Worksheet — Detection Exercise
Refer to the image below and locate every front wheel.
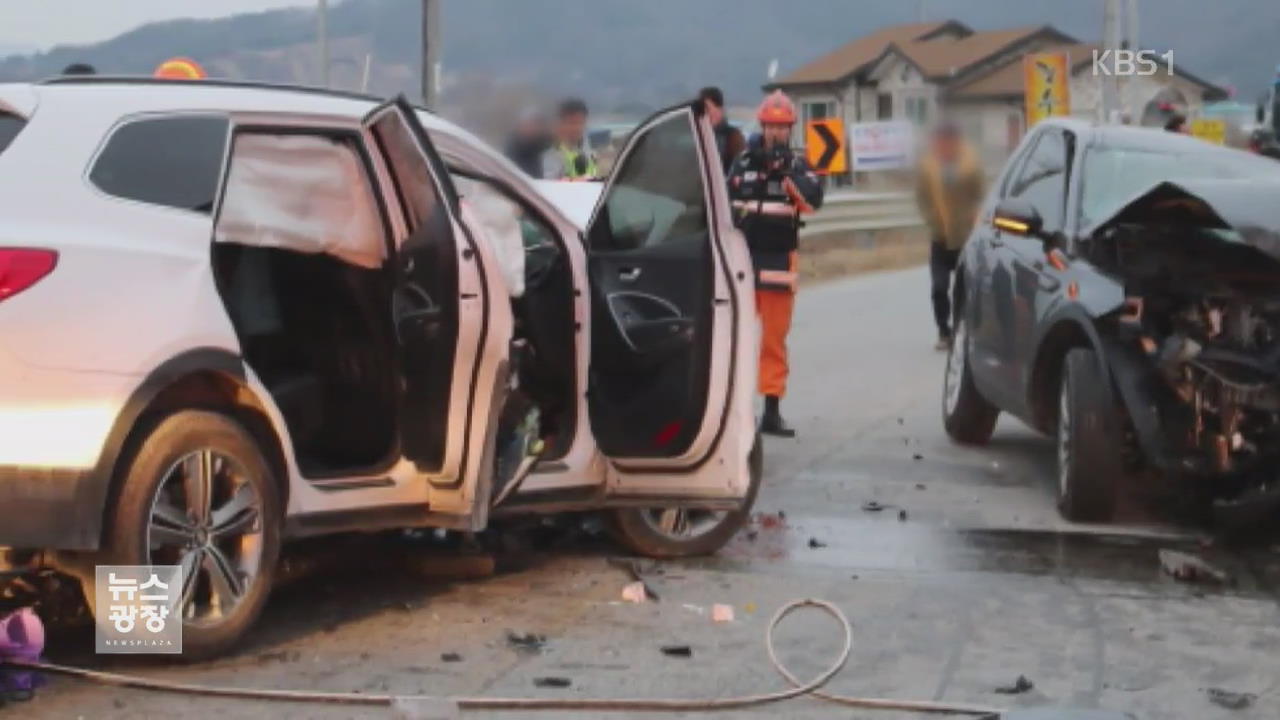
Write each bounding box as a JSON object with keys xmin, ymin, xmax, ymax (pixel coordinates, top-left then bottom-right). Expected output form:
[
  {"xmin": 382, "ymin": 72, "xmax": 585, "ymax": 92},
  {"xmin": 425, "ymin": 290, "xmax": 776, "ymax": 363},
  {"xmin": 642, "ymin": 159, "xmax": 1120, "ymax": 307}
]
[
  {"xmin": 1056, "ymin": 348, "xmax": 1121, "ymax": 522},
  {"xmin": 609, "ymin": 436, "xmax": 762, "ymax": 558},
  {"xmin": 103, "ymin": 410, "xmax": 282, "ymax": 660},
  {"xmin": 942, "ymin": 315, "xmax": 999, "ymax": 444}
]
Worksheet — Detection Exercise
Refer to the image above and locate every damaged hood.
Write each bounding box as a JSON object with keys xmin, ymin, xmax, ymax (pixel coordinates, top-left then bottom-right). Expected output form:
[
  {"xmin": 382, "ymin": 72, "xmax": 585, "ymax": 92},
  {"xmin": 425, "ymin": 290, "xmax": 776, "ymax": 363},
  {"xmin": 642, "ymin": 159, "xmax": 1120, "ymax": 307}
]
[{"xmin": 1086, "ymin": 179, "xmax": 1280, "ymax": 261}]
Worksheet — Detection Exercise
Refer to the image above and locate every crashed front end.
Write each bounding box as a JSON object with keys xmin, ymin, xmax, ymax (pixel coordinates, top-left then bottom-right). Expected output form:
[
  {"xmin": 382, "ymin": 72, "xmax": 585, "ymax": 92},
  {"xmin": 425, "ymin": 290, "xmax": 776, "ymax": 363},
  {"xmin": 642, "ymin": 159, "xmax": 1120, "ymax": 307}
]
[{"xmin": 1083, "ymin": 180, "xmax": 1280, "ymax": 517}]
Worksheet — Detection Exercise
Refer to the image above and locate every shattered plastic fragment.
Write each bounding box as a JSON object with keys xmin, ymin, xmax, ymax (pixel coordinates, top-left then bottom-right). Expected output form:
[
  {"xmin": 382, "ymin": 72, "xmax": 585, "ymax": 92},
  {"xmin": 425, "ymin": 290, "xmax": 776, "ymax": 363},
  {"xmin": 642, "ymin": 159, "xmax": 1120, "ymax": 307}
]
[
  {"xmin": 712, "ymin": 604, "xmax": 734, "ymax": 623},
  {"xmin": 621, "ymin": 581, "xmax": 648, "ymax": 603}
]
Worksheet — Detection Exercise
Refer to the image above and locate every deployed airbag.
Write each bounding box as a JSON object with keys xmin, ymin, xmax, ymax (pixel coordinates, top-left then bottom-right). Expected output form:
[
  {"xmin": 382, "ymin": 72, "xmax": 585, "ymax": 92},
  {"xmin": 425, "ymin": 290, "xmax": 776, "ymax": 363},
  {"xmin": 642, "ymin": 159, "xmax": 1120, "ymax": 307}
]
[{"xmin": 215, "ymin": 133, "xmax": 386, "ymax": 270}]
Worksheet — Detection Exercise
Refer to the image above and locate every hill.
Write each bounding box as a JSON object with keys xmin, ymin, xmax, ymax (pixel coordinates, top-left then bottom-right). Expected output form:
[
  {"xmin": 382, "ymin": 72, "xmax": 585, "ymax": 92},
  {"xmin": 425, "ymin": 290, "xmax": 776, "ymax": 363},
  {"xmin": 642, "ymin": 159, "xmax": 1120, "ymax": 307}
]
[{"xmin": 0, "ymin": 0, "xmax": 1275, "ymax": 116}]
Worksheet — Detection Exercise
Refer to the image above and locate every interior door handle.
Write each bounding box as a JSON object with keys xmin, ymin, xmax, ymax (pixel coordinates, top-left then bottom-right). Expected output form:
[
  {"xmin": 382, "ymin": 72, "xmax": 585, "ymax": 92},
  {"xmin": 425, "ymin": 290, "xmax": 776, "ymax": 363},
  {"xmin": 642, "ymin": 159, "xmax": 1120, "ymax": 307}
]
[{"xmin": 618, "ymin": 267, "xmax": 642, "ymax": 282}]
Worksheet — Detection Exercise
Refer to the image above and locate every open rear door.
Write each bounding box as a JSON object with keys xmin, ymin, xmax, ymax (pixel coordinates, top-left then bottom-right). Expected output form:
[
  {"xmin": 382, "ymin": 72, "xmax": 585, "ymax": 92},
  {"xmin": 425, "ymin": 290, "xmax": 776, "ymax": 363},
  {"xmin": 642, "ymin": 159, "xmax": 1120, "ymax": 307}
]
[
  {"xmin": 585, "ymin": 102, "xmax": 756, "ymax": 505},
  {"xmin": 364, "ymin": 97, "xmax": 500, "ymax": 527}
]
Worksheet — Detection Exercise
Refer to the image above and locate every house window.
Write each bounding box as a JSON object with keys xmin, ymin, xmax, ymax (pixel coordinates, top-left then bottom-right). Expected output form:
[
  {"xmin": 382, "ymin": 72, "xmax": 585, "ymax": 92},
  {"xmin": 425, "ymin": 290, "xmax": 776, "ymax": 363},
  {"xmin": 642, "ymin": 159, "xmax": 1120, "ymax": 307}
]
[
  {"xmin": 876, "ymin": 93, "xmax": 893, "ymax": 120},
  {"xmin": 904, "ymin": 97, "xmax": 929, "ymax": 125},
  {"xmin": 802, "ymin": 100, "xmax": 835, "ymax": 125}
]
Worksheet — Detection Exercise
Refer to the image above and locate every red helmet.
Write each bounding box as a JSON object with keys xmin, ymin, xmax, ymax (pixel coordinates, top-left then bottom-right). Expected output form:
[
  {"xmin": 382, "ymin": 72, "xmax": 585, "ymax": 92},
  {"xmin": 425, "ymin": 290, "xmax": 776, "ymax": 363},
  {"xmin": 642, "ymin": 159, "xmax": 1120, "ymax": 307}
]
[{"xmin": 757, "ymin": 90, "xmax": 797, "ymax": 125}]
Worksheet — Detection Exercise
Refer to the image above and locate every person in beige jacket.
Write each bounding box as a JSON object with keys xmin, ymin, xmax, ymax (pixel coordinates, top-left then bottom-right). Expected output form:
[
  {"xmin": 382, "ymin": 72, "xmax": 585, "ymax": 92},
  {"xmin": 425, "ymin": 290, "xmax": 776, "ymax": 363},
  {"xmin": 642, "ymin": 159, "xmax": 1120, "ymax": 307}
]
[{"xmin": 916, "ymin": 122, "xmax": 985, "ymax": 350}]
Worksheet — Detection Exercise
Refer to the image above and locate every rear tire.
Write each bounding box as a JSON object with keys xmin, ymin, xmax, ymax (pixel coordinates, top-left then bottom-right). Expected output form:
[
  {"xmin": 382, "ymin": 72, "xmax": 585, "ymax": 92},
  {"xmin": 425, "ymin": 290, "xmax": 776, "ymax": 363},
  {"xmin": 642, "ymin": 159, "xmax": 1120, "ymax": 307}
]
[
  {"xmin": 609, "ymin": 435, "xmax": 762, "ymax": 558},
  {"xmin": 1056, "ymin": 348, "xmax": 1121, "ymax": 522},
  {"xmin": 104, "ymin": 410, "xmax": 281, "ymax": 660},
  {"xmin": 942, "ymin": 315, "xmax": 999, "ymax": 444}
]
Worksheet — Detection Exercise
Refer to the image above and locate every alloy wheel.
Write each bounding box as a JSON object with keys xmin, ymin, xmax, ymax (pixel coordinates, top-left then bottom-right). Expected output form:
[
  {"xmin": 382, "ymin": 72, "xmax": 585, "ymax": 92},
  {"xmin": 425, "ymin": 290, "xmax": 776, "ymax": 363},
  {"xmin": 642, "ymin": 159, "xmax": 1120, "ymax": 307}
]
[
  {"xmin": 639, "ymin": 508, "xmax": 727, "ymax": 541},
  {"xmin": 1057, "ymin": 381, "xmax": 1072, "ymax": 500},
  {"xmin": 145, "ymin": 449, "xmax": 265, "ymax": 628},
  {"xmin": 943, "ymin": 319, "xmax": 967, "ymax": 416}
]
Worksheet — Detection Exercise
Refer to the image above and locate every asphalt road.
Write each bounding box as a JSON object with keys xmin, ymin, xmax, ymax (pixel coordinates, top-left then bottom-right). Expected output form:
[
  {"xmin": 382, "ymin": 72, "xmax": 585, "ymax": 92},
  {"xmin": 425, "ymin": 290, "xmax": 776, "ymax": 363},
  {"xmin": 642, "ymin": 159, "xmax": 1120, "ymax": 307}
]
[{"xmin": 28, "ymin": 267, "xmax": 1280, "ymax": 719}]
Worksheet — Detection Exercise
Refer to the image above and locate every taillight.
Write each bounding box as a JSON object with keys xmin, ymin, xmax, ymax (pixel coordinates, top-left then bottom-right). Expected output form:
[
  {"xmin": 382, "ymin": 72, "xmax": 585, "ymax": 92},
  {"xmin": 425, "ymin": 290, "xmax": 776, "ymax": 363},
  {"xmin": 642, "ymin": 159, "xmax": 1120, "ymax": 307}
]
[{"xmin": 0, "ymin": 248, "xmax": 58, "ymax": 302}]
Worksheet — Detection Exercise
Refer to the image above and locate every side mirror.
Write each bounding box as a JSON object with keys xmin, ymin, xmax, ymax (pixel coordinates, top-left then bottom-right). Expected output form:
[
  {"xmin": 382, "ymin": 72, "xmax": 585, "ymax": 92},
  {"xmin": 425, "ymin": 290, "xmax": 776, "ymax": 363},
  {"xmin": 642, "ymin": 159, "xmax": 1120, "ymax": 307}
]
[{"xmin": 992, "ymin": 198, "xmax": 1044, "ymax": 238}]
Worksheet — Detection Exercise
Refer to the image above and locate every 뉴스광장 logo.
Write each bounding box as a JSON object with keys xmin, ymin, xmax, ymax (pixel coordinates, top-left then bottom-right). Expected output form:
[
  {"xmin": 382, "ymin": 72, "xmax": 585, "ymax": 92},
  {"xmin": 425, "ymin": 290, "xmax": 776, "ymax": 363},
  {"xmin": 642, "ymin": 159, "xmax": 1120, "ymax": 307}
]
[{"xmin": 94, "ymin": 565, "xmax": 182, "ymax": 654}]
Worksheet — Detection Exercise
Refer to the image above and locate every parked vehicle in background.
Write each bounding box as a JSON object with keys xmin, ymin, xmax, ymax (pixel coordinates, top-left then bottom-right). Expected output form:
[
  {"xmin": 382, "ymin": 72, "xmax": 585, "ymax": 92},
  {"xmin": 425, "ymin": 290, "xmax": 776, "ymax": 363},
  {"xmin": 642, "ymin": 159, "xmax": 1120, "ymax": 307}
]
[
  {"xmin": 942, "ymin": 117, "xmax": 1280, "ymax": 523},
  {"xmin": 0, "ymin": 78, "xmax": 761, "ymax": 657}
]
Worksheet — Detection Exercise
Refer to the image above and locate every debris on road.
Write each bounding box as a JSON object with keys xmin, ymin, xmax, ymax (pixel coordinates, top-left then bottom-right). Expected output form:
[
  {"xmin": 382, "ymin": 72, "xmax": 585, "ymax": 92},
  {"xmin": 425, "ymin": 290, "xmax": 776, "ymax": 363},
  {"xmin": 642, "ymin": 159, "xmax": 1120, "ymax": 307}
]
[
  {"xmin": 898, "ymin": 509, "xmax": 909, "ymax": 522},
  {"xmin": 532, "ymin": 676, "xmax": 572, "ymax": 689},
  {"xmin": 994, "ymin": 675, "xmax": 1034, "ymax": 695},
  {"xmin": 745, "ymin": 530, "xmax": 759, "ymax": 541},
  {"xmin": 712, "ymin": 604, "xmax": 735, "ymax": 623},
  {"xmin": 912, "ymin": 453, "xmax": 923, "ymax": 461},
  {"xmin": 440, "ymin": 652, "xmax": 462, "ymax": 663},
  {"xmin": 505, "ymin": 631, "xmax": 547, "ymax": 654},
  {"xmin": 621, "ymin": 581, "xmax": 648, "ymax": 603},
  {"xmin": 808, "ymin": 537, "xmax": 827, "ymax": 548},
  {"xmin": 915, "ymin": 483, "xmax": 926, "ymax": 490},
  {"xmin": 861, "ymin": 501, "xmax": 887, "ymax": 512},
  {"xmin": 757, "ymin": 512, "xmax": 786, "ymax": 529},
  {"xmin": 607, "ymin": 557, "xmax": 662, "ymax": 602},
  {"xmin": 744, "ymin": 602, "xmax": 757, "ymax": 614},
  {"xmin": 660, "ymin": 644, "xmax": 693, "ymax": 657},
  {"xmin": 1206, "ymin": 687, "xmax": 1256, "ymax": 710},
  {"xmin": 1158, "ymin": 549, "xmax": 1233, "ymax": 585}
]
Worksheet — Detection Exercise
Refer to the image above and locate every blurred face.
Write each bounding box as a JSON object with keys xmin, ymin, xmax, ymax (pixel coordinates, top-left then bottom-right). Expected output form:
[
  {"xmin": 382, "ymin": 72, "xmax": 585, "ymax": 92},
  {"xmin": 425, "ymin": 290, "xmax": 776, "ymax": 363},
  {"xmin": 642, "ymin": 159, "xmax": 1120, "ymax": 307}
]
[
  {"xmin": 704, "ymin": 100, "xmax": 724, "ymax": 127},
  {"xmin": 559, "ymin": 111, "xmax": 587, "ymax": 146},
  {"xmin": 932, "ymin": 131, "xmax": 960, "ymax": 162},
  {"xmin": 518, "ymin": 115, "xmax": 547, "ymax": 140},
  {"xmin": 762, "ymin": 123, "xmax": 791, "ymax": 148}
]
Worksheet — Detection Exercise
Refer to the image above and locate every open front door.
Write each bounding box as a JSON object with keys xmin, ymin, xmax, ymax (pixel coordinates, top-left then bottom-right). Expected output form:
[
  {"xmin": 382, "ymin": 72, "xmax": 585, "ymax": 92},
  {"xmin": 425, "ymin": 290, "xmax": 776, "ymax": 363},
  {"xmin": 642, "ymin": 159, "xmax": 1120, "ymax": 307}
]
[
  {"xmin": 364, "ymin": 97, "xmax": 499, "ymax": 527},
  {"xmin": 585, "ymin": 103, "xmax": 756, "ymax": 503}
]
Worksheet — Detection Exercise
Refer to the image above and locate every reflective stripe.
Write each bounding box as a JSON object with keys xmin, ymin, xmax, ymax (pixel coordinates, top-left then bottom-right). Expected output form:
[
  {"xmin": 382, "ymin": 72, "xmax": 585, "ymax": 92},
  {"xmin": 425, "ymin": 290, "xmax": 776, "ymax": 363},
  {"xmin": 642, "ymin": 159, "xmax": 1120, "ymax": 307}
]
[
  {"xmin": 758, "ymin": 268, "xmax": 797, "ymax": 290},
  {"xmin": 559, "ymin": 144, "xmax": 599, "ymax": 179},
  {"xmin": 733, "ymin": 200, "xmax": 797, "ymax": 217}
]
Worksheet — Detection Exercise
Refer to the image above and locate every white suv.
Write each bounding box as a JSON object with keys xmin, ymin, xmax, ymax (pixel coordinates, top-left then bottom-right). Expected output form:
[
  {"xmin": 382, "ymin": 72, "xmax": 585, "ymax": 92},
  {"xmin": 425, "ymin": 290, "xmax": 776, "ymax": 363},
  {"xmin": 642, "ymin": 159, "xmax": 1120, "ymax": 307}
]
[{"xmin": 0, "ymin": 78, "xmax": 760, "ymax": 657}]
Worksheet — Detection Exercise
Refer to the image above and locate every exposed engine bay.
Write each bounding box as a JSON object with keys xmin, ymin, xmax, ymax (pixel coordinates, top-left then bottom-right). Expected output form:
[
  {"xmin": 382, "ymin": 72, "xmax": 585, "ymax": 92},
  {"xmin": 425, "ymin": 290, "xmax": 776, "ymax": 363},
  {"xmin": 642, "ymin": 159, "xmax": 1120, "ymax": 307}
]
[{"xmin": 1083, "ymin": 180, "xmax": 1280, "ymax": 496}]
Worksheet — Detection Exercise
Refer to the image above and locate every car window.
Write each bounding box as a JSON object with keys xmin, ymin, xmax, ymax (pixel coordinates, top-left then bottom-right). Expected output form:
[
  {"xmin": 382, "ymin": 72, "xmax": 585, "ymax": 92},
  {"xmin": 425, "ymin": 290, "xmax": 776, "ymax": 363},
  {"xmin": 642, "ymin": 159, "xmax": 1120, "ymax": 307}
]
[
  {"xmin": 1079, "ymin": 146, "xmax": 1280, "ymax": 228},
  {"xmin": 588, "ymin": 111, "xmax": 708, "ymax": 252},
  {"xmin": 453, "ymin": 173, "xmax": 561, "ymax": 296},
  {"xmin": 90, "ymin": 115, "xmax": 229, "ymax": 214},
  {"xmin": 214, "ymin": 132, "xmax": 385, "ymax": 269},
  {"xmin": 0, "ymin": 113, "xmax": 25, "ymax": 156},
  {"xmin": 1009, "ymin": 130, "xmax": 1067, "ymax": 232}
]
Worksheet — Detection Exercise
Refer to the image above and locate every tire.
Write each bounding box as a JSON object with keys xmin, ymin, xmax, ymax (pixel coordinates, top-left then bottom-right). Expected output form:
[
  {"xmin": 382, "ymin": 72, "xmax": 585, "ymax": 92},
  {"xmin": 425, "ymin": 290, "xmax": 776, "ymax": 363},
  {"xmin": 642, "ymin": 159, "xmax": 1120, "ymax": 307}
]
[
  {"xmin": 609, "ymin": 435, "xmax": 763, "ymax": 558},
  {"xmin": 942, "ymin": 315, "xmax": 999, "ymax": 445},
  {"xmin": 103, "ymin": 410, "xmax": 282, "ymax": 660},
  {"xmin": 1056, "ymin": 348, "xmax": 1122, "ymax": 522}
]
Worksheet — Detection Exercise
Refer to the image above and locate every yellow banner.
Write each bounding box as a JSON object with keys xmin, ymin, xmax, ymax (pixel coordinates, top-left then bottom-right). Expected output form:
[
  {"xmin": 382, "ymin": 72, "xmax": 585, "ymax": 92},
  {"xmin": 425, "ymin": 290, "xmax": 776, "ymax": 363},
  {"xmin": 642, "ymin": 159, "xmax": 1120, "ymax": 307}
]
[
  {"xmin": 1024, "ymin": 52, "xmax": 1070, "ymax": 126},
  {"xmin": 1191, "ymin": 118, "xmax": 1226, "ymax": 145}
]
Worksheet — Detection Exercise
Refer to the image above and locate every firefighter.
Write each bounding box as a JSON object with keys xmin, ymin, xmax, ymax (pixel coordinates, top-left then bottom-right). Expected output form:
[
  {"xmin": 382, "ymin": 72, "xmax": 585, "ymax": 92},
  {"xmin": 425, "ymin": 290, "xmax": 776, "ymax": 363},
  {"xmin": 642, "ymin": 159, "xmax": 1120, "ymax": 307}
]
[{"xmin": 727, "ymin": 90, "xmax": 823, "ymax": 437}]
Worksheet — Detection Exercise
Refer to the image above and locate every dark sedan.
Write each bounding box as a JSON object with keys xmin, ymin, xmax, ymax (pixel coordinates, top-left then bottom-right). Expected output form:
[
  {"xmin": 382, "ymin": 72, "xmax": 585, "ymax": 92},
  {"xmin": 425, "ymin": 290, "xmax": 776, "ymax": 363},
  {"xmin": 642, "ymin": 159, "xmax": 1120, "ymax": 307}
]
[{"xmin": 942, "ymin": 118, "xmax": 1280, "ymax": 523}]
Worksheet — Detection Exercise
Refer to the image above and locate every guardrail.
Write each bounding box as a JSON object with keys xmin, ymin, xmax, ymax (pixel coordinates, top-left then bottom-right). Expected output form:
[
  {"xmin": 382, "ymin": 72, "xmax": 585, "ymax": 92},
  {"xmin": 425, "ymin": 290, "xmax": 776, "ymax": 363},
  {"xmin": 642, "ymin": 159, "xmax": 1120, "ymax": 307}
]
[{"xmin": 800, "ymin": 191, "xmax": 922, "ymax": 237}]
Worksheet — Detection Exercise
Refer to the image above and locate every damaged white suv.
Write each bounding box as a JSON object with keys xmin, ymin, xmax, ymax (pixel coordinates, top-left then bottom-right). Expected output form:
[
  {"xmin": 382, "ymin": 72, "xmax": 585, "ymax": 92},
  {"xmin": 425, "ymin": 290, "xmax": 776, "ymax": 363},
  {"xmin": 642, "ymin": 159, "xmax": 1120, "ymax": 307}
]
[{"xmin": 0, "ymin": 78, "xmax": 760, "ymax": 657}]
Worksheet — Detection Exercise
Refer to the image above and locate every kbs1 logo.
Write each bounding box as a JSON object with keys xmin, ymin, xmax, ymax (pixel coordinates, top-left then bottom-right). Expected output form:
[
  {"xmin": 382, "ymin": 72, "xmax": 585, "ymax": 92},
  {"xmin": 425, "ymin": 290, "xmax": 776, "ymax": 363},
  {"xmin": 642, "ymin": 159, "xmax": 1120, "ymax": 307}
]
[{"xmin": 1092, "ymin": 49, "xmax": 1174, "ymax": 77}]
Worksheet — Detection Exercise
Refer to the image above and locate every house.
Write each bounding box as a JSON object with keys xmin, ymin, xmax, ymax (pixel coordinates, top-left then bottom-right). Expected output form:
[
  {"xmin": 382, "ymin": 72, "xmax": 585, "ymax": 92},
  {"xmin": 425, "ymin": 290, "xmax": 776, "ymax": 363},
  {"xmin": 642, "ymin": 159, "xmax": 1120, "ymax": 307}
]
[{"xmin": 765, "ymin": 20, "xmax": 1226, "ymax": 180}]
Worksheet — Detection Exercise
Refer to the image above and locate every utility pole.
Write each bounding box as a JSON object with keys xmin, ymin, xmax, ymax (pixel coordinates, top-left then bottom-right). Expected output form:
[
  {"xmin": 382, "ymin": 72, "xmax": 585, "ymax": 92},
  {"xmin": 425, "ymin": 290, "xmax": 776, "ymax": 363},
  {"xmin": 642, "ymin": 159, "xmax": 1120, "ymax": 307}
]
[
  {"xmin": 318, "ymin": 0, "xmax": 330, "ymax": 88},
  {"xmin": 1101, "ymin": 0, "xmax": 1140, "ymax": 124},
  {"xmin": 421, "ymin": 0, "xmax": 440, "ymax": 109}
]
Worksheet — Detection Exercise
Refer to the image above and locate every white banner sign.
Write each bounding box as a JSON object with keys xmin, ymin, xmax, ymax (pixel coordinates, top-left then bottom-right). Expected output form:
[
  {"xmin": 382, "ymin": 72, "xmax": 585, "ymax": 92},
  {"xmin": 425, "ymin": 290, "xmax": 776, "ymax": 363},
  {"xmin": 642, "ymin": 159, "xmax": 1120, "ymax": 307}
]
[{"xmin": 849, "ymin": 121, "xmax": 914, "ymax": 171}]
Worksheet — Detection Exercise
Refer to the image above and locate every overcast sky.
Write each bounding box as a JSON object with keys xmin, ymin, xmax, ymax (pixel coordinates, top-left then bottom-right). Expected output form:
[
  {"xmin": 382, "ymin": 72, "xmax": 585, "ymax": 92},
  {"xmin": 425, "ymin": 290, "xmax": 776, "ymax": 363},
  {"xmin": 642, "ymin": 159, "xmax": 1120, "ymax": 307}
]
[{"xmin": 0, "ymin": 1, "xmax": 308, "ymax": 49}]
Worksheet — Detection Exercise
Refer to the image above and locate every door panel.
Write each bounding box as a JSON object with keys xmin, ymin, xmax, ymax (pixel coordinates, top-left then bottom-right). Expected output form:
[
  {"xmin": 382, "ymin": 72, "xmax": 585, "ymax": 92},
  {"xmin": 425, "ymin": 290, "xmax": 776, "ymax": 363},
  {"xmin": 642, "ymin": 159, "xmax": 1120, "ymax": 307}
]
[
  {"xmin": 585, "ymin": 103, "xmax": 753, "ymax": 502},
  {"xmin": 364, "ymin": 97, "xmax": 494, "ymax": 523}
]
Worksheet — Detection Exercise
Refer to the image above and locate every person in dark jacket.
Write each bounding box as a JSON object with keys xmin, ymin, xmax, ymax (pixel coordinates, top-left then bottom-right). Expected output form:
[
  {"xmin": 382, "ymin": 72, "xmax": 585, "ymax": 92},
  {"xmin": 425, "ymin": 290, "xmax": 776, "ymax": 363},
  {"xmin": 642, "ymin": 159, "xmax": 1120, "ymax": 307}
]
[
  {"xmin": 727, "ymin": 90, "xmax": 823, "ymax": 437},
  {"xmin": 504, "ymin": 107, "xmax": 551, "ymax": 179},
  {"xmin": 699, "ymin": 86, "xmax": 745, "ymax": 175}
]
